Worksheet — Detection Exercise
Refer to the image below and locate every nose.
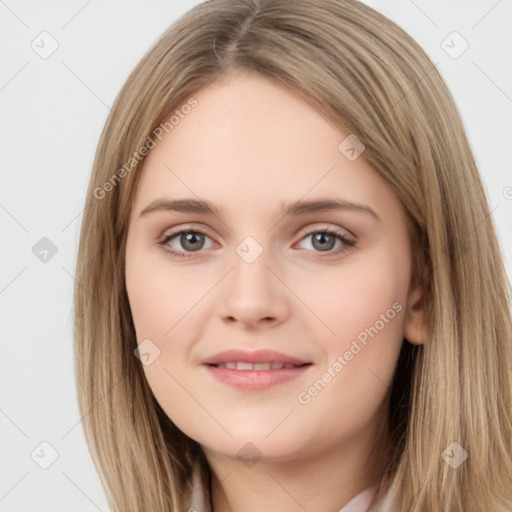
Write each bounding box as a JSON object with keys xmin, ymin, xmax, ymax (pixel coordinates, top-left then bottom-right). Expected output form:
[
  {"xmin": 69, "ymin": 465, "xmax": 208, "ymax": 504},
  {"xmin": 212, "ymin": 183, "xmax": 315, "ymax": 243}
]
[{"xmin": 218, "ymin": 247, "xmax": 290, "ymax": 329}]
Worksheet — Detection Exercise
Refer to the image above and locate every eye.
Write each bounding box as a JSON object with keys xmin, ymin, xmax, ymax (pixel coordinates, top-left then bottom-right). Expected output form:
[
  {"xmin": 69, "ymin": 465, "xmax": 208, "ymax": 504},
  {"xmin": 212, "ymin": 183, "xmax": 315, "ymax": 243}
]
[
  {"xmin": 159, "ymin": 229, "xmax": 215, "ymax": 257},
  {"xmin": 159, "ymin": 225, "xmax": 356, "ymax": 259},
  {"xmin": 295, "ymin": 226, "xmax": 356, "ymax": 257}
]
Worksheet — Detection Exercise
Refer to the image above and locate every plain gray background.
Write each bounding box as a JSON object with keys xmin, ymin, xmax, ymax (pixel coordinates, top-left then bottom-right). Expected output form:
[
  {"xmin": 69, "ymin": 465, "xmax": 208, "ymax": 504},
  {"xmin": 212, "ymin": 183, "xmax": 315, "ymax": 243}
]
[{"xmin": 1, "ymin": 0, "xmax": 511, "ymax": 510}]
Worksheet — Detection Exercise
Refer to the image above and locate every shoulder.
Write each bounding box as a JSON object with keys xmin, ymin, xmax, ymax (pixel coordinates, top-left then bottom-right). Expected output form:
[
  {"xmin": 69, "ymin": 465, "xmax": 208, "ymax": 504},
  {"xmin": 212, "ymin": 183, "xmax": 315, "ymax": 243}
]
[{"xmin": 187, "ymin": 461, "xmax": 211, "ymax": 512}]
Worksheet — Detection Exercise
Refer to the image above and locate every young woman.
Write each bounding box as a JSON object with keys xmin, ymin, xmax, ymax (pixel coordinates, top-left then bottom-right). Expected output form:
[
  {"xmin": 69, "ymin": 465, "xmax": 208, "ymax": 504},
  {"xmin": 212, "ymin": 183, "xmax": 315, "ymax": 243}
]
[{"xmin": 73, "ymin": 1, "xmax": 512, "ymax": 510}]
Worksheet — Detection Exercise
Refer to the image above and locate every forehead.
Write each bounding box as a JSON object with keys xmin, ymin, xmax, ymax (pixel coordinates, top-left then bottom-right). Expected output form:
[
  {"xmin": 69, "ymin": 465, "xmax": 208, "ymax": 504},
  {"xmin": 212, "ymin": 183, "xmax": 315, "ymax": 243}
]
[{"xmin": 132, "ymin": 71, "xmax": 400, "ymax": 220}]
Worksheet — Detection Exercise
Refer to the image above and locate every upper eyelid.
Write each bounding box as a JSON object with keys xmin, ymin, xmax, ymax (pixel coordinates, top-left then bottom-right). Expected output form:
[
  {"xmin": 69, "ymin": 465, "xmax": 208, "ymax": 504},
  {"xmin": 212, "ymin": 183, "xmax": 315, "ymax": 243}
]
[
  {"xmin": 296, "ymin": 224, "xmax": 355, "ymax": 240},
  {"xmin": 161, "ymin": 223, "xmax": 216, "ymax": 242},
  {"xmin": 161, "ymin": 222, "xmax": 354, "ymax": 238}
]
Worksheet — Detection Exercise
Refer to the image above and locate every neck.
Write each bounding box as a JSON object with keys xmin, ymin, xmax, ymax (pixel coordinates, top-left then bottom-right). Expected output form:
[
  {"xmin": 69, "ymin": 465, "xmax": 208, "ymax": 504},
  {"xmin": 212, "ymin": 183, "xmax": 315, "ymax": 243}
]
[{"xmin": 204, "ymin": 409, "xmax": 390, "ymax": 512}]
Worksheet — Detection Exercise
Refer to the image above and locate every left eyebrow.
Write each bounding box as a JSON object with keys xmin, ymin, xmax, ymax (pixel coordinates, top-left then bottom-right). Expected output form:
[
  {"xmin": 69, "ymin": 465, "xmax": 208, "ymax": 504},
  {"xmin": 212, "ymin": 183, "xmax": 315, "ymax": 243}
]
[
  {"xmin": 139, "ymin": 197, "xmax": 381, "ymax": 223},
  {"xmin": 280, "ymin": 198, "xmax": 381, "ymax": 223}
]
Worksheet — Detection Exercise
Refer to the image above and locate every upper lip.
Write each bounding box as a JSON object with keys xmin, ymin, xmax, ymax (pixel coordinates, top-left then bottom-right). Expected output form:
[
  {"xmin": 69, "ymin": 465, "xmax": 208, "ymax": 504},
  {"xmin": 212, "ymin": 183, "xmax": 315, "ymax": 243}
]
[{"xmin": 201, "ymin": 349, "xmax": 311, "ymax": 366}]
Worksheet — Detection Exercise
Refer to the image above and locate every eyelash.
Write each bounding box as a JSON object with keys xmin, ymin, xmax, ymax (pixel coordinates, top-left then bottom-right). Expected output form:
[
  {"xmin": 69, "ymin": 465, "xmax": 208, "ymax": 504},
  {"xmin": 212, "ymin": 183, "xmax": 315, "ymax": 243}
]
[{"xmin": 159, "ymin": 226, "xmax": 356, "ymax": 259}]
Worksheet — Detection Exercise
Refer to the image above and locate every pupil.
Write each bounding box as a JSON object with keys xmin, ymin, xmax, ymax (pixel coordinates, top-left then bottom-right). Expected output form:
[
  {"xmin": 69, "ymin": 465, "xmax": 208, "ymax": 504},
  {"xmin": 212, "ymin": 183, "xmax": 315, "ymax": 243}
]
[
  {"xmin": 183, "ymin": 232, "xmax": 203, "ymax": 251},
  {"xmin": 314, "ymin": 233, "xmax": 334, "ymax": 251}
]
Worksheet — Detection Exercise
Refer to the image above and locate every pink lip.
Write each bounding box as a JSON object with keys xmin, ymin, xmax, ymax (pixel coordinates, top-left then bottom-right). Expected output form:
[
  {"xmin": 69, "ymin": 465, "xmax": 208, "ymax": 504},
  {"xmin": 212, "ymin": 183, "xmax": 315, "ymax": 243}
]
[
  {"xmin": 201, "ymin": 349, "xmax": 309, "ymax": 366},
  {"xmin": 201, "ymin": 349, "xmax": 313, "ymax": 391},
  {"xmin": 204, "ymin": 365, "xmax": 312, "ymax": 390}
]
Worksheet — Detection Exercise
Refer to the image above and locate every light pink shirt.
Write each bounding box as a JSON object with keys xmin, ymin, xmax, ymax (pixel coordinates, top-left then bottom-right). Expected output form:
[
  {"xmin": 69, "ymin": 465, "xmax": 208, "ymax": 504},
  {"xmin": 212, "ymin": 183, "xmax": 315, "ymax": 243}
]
[{"xmin": 188, "ymin": 463, "xmax": 394, "ymax": 512}]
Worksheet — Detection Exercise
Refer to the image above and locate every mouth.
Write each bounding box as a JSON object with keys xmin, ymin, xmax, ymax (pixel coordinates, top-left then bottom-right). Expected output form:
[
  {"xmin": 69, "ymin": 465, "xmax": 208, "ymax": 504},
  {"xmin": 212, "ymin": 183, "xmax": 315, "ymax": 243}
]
[
  {"xmin": 201, "ymin": 348, "xmax": 311, "ymax": 367},
  {"xmin": 208, "ymin": 362, "xmax": 311, "ymax": 370},
  {"xmin": 201, "ymin": 349, "xmax": 313, "ymax": 390},
  {"xmin": 202, "ymin": 349, "xmax": 313, "ymax": 390}
]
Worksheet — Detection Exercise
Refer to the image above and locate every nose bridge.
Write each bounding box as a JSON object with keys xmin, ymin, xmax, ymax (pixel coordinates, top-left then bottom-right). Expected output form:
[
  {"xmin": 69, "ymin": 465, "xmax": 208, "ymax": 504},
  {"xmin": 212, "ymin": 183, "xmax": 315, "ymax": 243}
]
[{"xmin": 219, "ymin": 234, "xmax": 288, "ymax": 326}]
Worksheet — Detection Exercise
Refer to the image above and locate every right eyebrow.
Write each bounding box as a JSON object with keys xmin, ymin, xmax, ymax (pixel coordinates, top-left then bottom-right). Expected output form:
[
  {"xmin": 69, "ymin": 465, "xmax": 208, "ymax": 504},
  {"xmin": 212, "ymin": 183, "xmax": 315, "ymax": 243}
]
[{"xmin": 139, "ymin": 198, "xmax": 221, "ymax": 217}]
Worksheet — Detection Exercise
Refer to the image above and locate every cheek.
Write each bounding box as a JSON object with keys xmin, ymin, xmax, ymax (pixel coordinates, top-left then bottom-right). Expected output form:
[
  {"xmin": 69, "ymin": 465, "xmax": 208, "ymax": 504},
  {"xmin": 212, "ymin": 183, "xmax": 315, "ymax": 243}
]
[
  {"xmin": 300, "ymin": 253, "xmax": 407, "ymax": 344},
  {"xmin": 125, "ymin": 245, "xmax": 201, "ymax": 424},
  {"xmin": 296, "ymin": 249, "xmax": 409, "ymax": 401},
  {"xmin": 125, "ymin": 242, "xmax": 204, "ymax": 339},
  {"xmin": 288, "ymin": 262, "xmax": 407, "ymax": 448}
]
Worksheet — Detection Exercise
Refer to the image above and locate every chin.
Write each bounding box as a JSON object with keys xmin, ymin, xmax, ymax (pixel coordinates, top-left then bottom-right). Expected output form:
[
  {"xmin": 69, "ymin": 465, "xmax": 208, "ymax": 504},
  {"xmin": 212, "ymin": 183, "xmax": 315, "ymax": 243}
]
[{"xmin": 198, "ymin": 428, "xmax": 309, "ymax": 463}]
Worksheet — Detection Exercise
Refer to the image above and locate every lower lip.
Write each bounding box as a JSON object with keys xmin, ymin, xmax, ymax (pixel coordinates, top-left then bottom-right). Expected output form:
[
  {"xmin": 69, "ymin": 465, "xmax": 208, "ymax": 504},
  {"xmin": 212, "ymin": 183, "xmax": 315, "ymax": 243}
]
[{"xmin": 204, "ymin": 364, "xmax": 312, "ymax": 391}]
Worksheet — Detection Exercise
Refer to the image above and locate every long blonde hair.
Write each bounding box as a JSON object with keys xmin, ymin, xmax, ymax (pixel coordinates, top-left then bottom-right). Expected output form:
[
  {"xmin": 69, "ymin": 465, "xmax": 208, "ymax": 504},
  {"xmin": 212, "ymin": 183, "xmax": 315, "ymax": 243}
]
[{"xmin": 73, "ymin": 0, "xmax": 512, "ymax": 510}]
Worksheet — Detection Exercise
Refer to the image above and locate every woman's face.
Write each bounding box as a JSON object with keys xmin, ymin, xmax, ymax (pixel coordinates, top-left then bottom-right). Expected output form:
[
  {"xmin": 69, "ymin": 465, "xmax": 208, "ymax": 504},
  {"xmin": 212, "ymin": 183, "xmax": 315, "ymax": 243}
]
[{"xmin": 125, "ymin": 70, "xmax": 425, "ymax": 465}]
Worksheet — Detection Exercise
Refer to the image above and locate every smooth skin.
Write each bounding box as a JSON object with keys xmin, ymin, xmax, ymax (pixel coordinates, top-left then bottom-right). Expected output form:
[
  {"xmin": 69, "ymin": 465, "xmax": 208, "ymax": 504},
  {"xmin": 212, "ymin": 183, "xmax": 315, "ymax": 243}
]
[{"xmin": 124, "ymin": 70, "xmax": 427, "ymax": 512}]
